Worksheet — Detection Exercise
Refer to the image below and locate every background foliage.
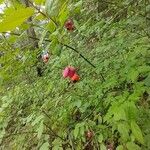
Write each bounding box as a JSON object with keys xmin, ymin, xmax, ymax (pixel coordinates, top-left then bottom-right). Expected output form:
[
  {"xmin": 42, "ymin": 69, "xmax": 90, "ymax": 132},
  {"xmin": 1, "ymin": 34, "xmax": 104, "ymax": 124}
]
[{"xmin": 0, "ymin": 0, "xmax": 150, "ymax": 149}]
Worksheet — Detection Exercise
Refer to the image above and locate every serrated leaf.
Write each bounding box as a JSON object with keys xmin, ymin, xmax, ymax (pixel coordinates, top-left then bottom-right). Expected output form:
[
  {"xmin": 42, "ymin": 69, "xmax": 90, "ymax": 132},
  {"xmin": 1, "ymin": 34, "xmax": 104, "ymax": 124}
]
[
  {"xmin": 0, "ymin": 7, "xmax": 34, "ymax": 32},
  {"xmin": 131, "ymin": 121, "xmax": 144, "ymax": 145}
]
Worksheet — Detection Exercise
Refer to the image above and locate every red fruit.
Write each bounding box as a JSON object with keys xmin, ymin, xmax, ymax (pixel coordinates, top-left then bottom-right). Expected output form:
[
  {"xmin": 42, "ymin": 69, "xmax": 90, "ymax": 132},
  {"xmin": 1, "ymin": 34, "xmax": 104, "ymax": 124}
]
[
  {"xmin": 68, "ymin": 67, "xmax": 76, "ymax": 78},
  {"xmin": 71, "ymin": 73, "xmax": 80, "ymax": 82},
  {"xmin": 42, "ymin": 54, "xmax": 49, "ymax": 63},
  {"xmin": 63, "ymin": 66, "xmax": 76, "ymax": 78},
  {"xmin": 65, "ymin": 19, "xmax": 75, "ymax": 31}
]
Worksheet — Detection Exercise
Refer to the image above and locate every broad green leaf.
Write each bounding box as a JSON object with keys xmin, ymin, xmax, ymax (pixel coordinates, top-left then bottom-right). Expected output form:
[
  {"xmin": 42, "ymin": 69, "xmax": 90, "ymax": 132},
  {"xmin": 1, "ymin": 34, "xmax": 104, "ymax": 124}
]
[
  {"xmin": 0, "ymin": 7, "xmax": 34, "ymax": 32},
  {"xmin": 39, "ymin": 142, "xmax": 49, "ymax": 150},
  {"xmin": 131, "ymin": 121, "xmax": 144, "ymax": 144},
  {"xmin": 126, "ymin": 142, "xmax": 141, "ymax": 150}
]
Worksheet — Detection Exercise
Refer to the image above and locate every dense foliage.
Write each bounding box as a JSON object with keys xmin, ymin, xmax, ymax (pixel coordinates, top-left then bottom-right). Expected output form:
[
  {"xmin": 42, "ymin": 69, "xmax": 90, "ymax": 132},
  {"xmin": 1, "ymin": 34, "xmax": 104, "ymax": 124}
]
[{"xmin": 0, "ymin": 0, "xmax": 150, "ymax": 149}]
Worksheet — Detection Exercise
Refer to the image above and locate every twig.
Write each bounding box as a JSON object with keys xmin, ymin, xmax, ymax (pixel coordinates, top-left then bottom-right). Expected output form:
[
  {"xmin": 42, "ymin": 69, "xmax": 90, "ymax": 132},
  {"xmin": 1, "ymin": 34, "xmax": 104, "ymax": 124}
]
[
  {"xmin": 28, "ymin": 0, "xmax": 57, "ymax": 26},
  {"xmin": 43, "ymin": 122, "xmax": 65, "ymax": 141},
  {"xmin": 61, "ymin": 43, "xmax": 96, "ymax": 68}
]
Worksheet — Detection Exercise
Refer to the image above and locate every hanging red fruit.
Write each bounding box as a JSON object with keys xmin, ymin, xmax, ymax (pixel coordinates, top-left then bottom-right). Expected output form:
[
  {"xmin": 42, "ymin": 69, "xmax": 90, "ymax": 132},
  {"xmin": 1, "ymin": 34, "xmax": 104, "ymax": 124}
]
[
  {"xmin": 71, "ymin": 73, "xmax": 80, "ymax": 82},
  {"xmin": 64, "ymin": 19, "xmax": 75, "ymax": 31},
  {"xmin": 63, "ymin": 66, "xmax": 76, "ymax": 78},
  {"xmin": 42, "ymin": 51, "xmax": 49, "ymax": 63},
  {"xmin": 62, "ymin": 66, "xmax": 80, "ymax": 82}
]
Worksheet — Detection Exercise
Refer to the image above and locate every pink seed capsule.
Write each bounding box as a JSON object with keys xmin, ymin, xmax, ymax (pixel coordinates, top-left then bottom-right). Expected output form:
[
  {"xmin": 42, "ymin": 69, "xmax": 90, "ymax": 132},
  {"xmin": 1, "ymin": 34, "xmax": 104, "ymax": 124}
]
[
  {"xmin": 63, "ymin": 66, "xmax": 76, "ymax": 78},
  {"xmin": 68, "ymin": 66, "xmax": 76, "ymax": 78},
  {"xmin": 63, "ymin": 67, "xmax": 70, "ymax": 78}
]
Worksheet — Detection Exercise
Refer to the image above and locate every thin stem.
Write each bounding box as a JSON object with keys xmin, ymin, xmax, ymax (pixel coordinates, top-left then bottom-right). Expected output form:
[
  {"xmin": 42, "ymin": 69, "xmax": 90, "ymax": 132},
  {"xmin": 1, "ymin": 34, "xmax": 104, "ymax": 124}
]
[
  {"xmin": 28, "ymin": 0, "xmax": 57, "ymax": 26},
  {"xmin": 43, "ymin": 122, "xmax": 65, "ymax": 141},
  {"xmin": 61, "ymin": 43, "xmax": 96, "ymax": 68},
  {"xmin": 2, "ymin": 31, "xmax": 105, "ymax": 81}
]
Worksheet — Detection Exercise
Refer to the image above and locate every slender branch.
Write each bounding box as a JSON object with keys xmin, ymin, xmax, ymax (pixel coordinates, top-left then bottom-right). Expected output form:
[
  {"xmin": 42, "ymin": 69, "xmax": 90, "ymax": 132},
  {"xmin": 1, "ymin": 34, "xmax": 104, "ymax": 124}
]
[
  {"xmin": 28, "ymin": 0, "xmax": 57, "ymax": 26},
  {"xmin": 2, "ymin": 31, "xmax": 105, "ymax": 80},
  {"xmin": 43, "ymin": 122, "xmax": 65, "ymax": 141},
  {"xmin": 61, "ymin": 43, "xmax": 96, "ymax": 68}
]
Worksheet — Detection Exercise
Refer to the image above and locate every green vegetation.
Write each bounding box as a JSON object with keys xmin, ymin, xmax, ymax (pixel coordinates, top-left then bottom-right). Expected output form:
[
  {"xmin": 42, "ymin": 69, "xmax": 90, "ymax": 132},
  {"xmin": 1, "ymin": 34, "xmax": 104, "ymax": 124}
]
[{"xmin": 0, "ymin": 0, "xmax": 150, "ymax": 149}]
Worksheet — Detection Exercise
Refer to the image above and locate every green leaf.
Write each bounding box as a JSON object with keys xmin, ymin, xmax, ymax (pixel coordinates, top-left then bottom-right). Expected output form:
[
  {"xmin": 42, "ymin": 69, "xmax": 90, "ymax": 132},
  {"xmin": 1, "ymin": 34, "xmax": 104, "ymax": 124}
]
[
  {"xmin": 144, "ymin": 74, "xmax": 150, "ymax": 87},
  {"xmin": 0, "ymin": 7, "xmax": 34, "ymax": 32},
  {"xmin": 98, "ymin": 134, "xmax": 103, "ymax": 143},
  {"xmin": 73, "ymin": 0, "xmax": 82, "ymax": 14},
  {"xmin": 100, "ymin": 143, "xmax": 107, "ymax": 150},
  {"xmin": 39, "ymin": 142, "xmax": 49, "ymax": 150},
  {"xmin": 47, "ymin": 21, "xmax": 56, "ymax": 33},
  {"xmin": 0, "ymin": 0, "xmax": 4, "ymax": 4},
  {"xmin": 73, "ymin": 100, "xmax": 81, "ymax": 108},
  {"xmin": 127, "ymin": 69, "xmax": 139, "ymax": 82},
  {"xmin": 58, "ymin": 3, "xmax": 69, "ymax": 27},
  {"xmin": 45, "ymin": 0, "xmax": 67, "ymax": 17},
  {"xmin": 116, "ymin": 145, "xmax": 124, "ymax": 150},
  {"xmin": 74, "ymin": 124, "xmax": 80, "ymax": 139},
  {"xmin": 32, "ymin": 115, "xmax": 44, "ymax": 126},
  {"xmin": 118, "ymin": 122, "xmax": 129, "ymax": 141},
  {"xmin": 37, "ymin": 121, "xmax": 44, "ymax": 139},
  {"xmin": 131, "ymin": 121, "xmax": 144, "ymax": 145},
  {"xmin": 126, "ymin": 142, "xmax": 141, "ymax": 150}
]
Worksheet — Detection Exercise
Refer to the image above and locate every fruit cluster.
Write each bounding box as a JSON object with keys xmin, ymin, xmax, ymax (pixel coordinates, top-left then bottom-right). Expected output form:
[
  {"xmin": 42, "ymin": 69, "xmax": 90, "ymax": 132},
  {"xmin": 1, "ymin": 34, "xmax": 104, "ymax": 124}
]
[
  {"xmin": 41, "ymin": 19, "xmax": 79, "ymax": 82},
  {"xmin": 63, "ymin": 66, "xmax": 80, "ymax": 82}
]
